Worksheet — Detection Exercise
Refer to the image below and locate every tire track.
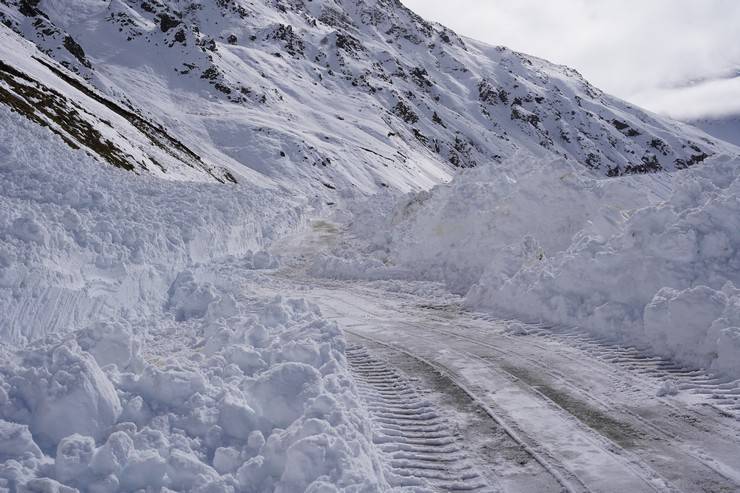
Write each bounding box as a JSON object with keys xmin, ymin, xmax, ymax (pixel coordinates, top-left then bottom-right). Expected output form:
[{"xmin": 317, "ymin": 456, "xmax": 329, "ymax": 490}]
[
  {"xmin": 347, "ymin": 346, "xmax": 493, "ymax": 492},
  {"xmin": 516, "ymin": 323, "xmax": 740, "ymax": 420},
  {"xmin": 332, "ymin": 295, "xmax": 734, "ymax": 491}
]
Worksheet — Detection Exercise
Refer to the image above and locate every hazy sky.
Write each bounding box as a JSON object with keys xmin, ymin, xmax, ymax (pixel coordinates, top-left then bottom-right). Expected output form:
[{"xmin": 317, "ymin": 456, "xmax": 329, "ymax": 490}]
[{"xmin": 402, "ymin": 0, "xmax": 740, "ymax": 121}]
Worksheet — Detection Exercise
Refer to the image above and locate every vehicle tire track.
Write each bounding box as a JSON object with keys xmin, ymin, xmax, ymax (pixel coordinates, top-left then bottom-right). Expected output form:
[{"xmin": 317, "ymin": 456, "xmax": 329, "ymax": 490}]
[
  {"xmin": 519, "ymin": 323, "xmax": 740, "ymax": 420},
  {"xmin": 347, "ymin": 340, "xmax": 589, "ymax": 493},
  {"xmin": 347, "ymin": 345, "xmax": 493, "ymax": 492}
]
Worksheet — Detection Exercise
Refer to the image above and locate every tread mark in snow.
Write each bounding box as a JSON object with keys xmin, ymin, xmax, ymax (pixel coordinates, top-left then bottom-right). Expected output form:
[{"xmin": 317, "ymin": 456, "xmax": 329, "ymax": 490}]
[
  {"xmin": 346, "ymin": 346, "xmax": 492, "ymax": 492},
  {"xmin": 517, "ymin": 324, "xmax": 740, "ymax": 421}
]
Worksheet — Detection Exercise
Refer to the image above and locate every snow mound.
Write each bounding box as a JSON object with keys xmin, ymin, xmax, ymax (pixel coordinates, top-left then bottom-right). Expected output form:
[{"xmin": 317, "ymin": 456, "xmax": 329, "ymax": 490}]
[
  {"xmin": 466, "ymin": 156, "xmax": 740, "ymax": 375},
  {"xmin": 313, "ymin": 155, "xmax": 655, "ymax": 291},
  {"xmin": 0, "ymin": 286, "xmax": 388, "ymax": 491},
  {"xmin": 2, "ymin": 340, "xmax": 122, "ymax": 449},
  {"xmin": 0, "ymin": 101, "xmax": 389, "ymax": 491}
]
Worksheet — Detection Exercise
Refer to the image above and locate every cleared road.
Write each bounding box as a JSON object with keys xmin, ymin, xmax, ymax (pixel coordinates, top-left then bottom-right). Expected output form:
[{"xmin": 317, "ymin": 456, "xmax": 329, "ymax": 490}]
[{"xmin": 272, "ymin": 276, "xmax": 740, "ymax": 493}]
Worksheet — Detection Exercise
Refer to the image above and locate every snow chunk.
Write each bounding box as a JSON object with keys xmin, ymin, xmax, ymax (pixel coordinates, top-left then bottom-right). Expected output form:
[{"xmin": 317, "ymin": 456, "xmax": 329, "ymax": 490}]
[
  {"xmin": 717, "ymin": 327, "xmax": 740, "ymax": 376},
  {"xmin": 10, "ymin": 341, "xmax": 121, "ymax": 447},
  {"xmin": 11, "ymin": 216, "xmax": 48, "ymax": 245},
  {"xmin": 224, "ymin": 346, "xmax": 266, "ymax": 375},
  {"xmin": 55, "ymin": 434, "xmax": 95, "ymax": 484},
  {"xmin": 118, "ymin": 450, "xmax": 167, "ymax": 491},
  {"xmin": 656, "ymin": 380, "xmax": 679, "ymax": 397},
  {"xmin": 166, "ymin": 449, "xmax": 219, "ymax": 491},
  {"xmin": 248, "ymin": 362, "xmax": 322, "ymax": 430},
  {"xmin": 74, "ymin": 321, "xmax": 142, "ymax": 371},
  {"xmin": 125, "ymin": 364, "xmax": 206, "ymax": 408},
  {"xmin": 21, "ymin": 478, "xmax": 77, "ymax": 493},
  {"xmin": 235, "ymin": 456, "xmax": 266, "ymax": 492},
  {"xmin": 218, "ymin": 393, "xmax": 257, "ymax": 440},
  {"xmin": 167, "ymin": 271, "xmax": 218, "ymax": 322},
  {"xmin": 280, "ymin": 434, "xmax": 349, "ymax": 491},
  {"xmin": 89, "ymin": 431, "xmax": 133, "ymax": 477},
  {"xmin": 213, "ymin": 447, "xmax": 241, "ymax": 475},
  {"xmin": 644, "ymin": 286, "xmax": 727, "ymax": 369},
  {"xmin": 0, "ymin": 420, "xmax": 42, "ymax": 461}
]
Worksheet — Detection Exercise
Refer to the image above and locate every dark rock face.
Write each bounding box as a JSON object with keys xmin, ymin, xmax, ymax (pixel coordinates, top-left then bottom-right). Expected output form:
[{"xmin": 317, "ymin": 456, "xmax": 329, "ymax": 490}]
[
  {"xmin": 62, "ymin": 36, "xmax": 91, "ymax": 68},
  {"xmin": 158, "ymin": 13, "xmax": 181, "ymax": 33}
]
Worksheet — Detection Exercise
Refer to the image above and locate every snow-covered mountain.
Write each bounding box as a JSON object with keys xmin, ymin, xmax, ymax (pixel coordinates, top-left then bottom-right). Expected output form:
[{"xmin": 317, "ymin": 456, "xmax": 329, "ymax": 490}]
[
  {"xmin": 691, "ymin": 115, "xmax": 740, "ymax": 147},
  {"xmin": 1, "ymin": 0, "xmax": 733, "ymax": 198},
  {"xmin": 0, "ymin": 29, "xmax": 238, "ymax": 183}
]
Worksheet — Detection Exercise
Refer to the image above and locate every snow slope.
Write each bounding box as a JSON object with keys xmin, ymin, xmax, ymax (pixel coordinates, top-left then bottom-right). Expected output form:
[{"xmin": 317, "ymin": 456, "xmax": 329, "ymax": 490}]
[
  {"xmin": 691, "ymin": 115, "xmax": 740, "ymax": 147},
  {"xmin": 1, "ymin": 0, "xmax": 734, "ymax": 200},
  {"xmin": 0, "ymin": 29, "xmax": 238, "ymax": 183}
]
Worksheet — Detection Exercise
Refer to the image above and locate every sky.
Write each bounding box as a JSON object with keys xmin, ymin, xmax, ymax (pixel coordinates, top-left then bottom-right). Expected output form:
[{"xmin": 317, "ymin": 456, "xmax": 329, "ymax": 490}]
[{"xmin": 402, "ymin": 0, "xmax": 740, "ymax": 121}]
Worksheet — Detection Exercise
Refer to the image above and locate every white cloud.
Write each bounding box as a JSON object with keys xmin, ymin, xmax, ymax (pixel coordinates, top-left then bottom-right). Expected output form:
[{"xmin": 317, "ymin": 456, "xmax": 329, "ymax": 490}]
[
  {"xmin": 632, "ymin": 77, "xmax": 740, "ymax": 120},
  {"xmin": 402, "ymin": 0, "xmax": 740, "ymax": 119}
]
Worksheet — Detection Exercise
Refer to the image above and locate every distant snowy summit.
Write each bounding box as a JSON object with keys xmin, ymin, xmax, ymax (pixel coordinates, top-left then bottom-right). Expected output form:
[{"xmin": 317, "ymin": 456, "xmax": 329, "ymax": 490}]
[
  {"xmin": 691, "ymin": 115, "xmax": 740, "ymax": 147},
  {"xmin": 1, "ymin": 0, "xmax": 734, "ymax": 195}
]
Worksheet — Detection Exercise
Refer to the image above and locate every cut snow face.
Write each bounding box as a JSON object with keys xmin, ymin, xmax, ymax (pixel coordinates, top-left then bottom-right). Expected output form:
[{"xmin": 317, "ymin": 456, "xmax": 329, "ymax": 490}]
[
  {"xmin": 1, "ymin": 0, "xmax": 735, "ymax": 201},
  {"xmin": 465, "ymin": 155, "xmax": 740, "ymax": 376},
  {"xmin": 0, "ymin": 107, "xmax": 304, "ymax": 345}
]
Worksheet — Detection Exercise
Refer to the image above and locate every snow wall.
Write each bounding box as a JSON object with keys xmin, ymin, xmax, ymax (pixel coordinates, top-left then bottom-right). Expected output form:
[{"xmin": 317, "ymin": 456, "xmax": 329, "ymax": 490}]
[
  {"xmin": 0, "ymin": 107, "xmax": 391, "ymax": 491},
  {"xmin": 314, "ymin": 153, "xmax": 740, "ymax": 377}
]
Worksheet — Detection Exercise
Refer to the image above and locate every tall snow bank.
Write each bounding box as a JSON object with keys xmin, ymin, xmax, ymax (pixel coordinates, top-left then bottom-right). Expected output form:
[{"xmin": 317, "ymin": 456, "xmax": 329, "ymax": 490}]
[
  {"xmin": 317, "ymin": 153, "xmax": 740, "ymax": 376},
  {"xmin": 0, "ymin": 107, "xmax": 305, "ymax": 345},
  {"xmin": 0, "ymin": 262, "xmax": 388, "ymax": 491},
  {"xmin": 467, "ymin": 155, "xmax": 740, "ymax": 374},
  {"xmin": 312, "ymin": 156, "xmax": 654, "ymax": 291}
]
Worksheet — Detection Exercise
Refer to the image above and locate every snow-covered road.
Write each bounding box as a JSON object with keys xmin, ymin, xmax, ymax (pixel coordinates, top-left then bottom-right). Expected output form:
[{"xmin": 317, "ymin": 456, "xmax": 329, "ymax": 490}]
[{"xmin": 266, "ymin": 274, "xmax": 740, "ymax": 493}]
